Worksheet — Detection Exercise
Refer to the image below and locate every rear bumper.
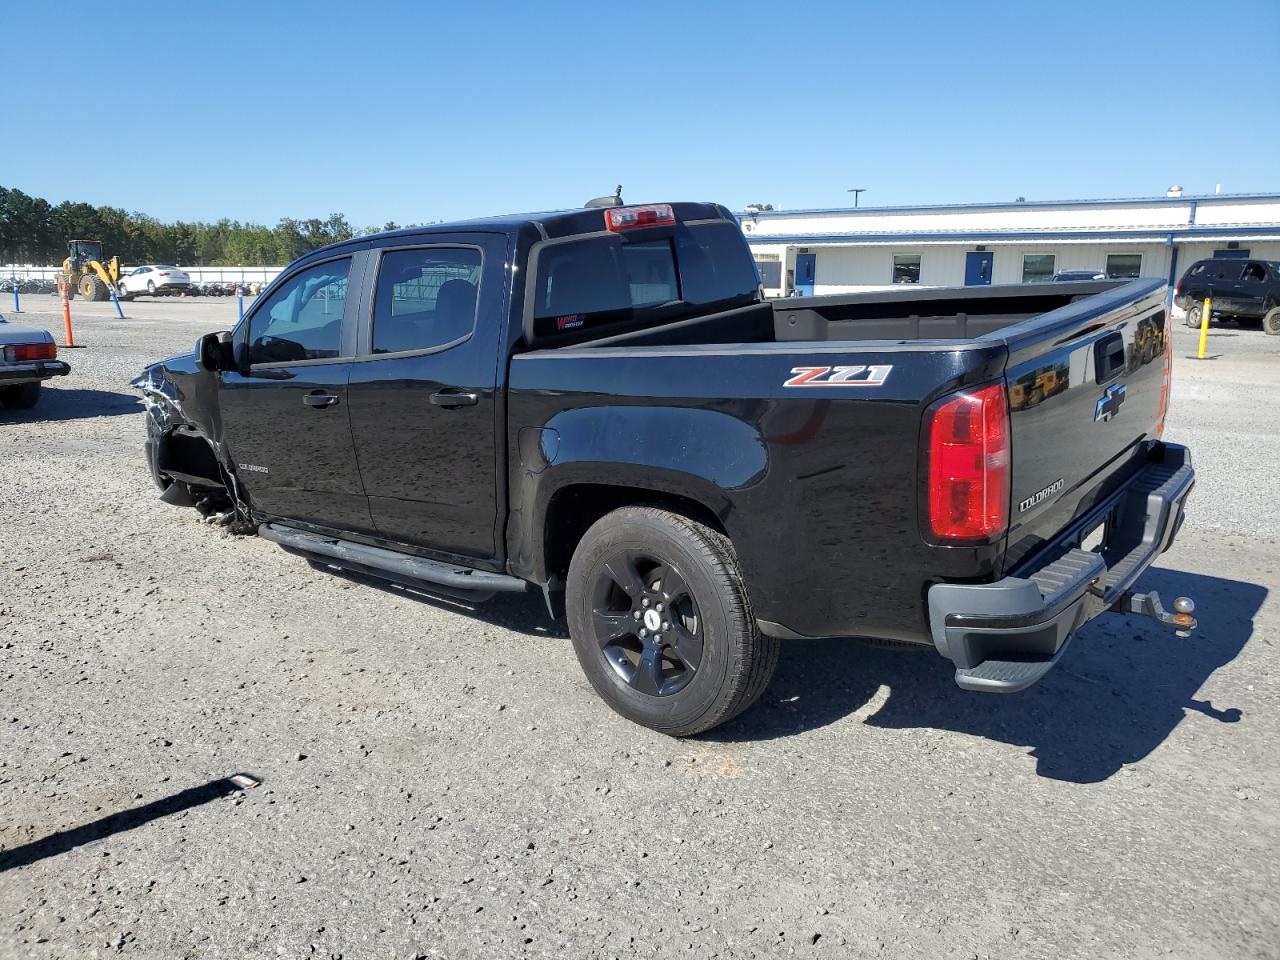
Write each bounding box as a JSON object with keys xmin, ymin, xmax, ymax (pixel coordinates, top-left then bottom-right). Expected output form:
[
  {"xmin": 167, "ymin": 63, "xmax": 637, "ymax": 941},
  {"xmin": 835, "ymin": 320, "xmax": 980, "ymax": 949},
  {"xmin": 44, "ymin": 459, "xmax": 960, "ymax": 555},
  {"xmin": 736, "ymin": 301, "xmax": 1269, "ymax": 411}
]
[
  {"xmin": 927, "ymin": 442, "xmax": 1194, "ymax": 692},
  {"xmin": 0, "ymin": 359, "xmax": 71, "ymax": 384}
]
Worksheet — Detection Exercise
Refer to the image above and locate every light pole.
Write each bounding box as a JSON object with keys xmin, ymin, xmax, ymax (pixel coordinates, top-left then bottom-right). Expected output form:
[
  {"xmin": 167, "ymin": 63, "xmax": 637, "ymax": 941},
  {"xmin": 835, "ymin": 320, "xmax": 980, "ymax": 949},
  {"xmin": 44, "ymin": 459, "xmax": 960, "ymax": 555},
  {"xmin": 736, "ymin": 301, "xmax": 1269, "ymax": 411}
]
[{"xmin": 847, "ymin": 188, "xmax": 867, "ymax": 208}]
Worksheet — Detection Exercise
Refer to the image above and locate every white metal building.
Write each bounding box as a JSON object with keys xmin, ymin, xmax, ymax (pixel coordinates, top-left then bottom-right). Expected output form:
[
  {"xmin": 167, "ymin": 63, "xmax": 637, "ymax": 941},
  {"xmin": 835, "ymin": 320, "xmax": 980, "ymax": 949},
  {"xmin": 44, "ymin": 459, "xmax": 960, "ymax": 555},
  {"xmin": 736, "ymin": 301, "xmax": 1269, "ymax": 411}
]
[{"xmin": 739, "ymin": 192, "xmax": 1280, "ymax": 297}]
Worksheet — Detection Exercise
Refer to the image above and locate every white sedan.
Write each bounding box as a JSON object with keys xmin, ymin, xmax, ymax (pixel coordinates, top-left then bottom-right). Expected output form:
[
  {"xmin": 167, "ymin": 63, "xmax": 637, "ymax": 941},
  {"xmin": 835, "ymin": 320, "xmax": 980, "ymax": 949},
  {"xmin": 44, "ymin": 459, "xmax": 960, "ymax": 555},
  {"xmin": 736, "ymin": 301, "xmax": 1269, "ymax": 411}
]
[{"xmin": 118, "ymin": 265, "xmax": 193, "ymax": 299}]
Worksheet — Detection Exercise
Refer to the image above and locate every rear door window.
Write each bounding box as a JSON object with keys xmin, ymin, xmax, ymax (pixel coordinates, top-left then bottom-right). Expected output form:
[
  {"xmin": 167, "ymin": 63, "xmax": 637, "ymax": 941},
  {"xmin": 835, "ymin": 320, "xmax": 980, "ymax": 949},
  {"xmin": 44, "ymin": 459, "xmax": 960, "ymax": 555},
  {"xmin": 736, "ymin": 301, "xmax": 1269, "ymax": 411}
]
[{"xmin": 371, "ymin": 247, "xmax": 482, "ymax": 354}]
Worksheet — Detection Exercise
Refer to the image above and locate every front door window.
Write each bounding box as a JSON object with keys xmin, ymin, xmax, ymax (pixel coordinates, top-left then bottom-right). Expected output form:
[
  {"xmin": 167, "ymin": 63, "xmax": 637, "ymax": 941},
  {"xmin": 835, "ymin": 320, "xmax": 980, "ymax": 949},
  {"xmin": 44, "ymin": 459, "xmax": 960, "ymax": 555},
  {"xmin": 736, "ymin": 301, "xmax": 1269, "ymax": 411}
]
[{"xmin": 249, "ymin": 258, "xmax": 352, "ymax": 364}]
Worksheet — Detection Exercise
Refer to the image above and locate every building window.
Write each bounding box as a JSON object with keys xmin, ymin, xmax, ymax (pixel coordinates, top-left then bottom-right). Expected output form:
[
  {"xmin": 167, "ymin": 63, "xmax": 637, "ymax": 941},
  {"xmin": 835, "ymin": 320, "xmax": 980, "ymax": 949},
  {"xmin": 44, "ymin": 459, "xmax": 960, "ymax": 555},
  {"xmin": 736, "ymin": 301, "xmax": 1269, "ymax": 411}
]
[
  {"xmin": 1105, "ymin": 253, "xmax": 1142, "ymax": 279},
  {"xmin": 892, "ymin": 254, "xmax": 921, "ymax": 284},
  {"xmin": 1022, "ymin": 254, "xmax": 1055, "ymax": 283}
]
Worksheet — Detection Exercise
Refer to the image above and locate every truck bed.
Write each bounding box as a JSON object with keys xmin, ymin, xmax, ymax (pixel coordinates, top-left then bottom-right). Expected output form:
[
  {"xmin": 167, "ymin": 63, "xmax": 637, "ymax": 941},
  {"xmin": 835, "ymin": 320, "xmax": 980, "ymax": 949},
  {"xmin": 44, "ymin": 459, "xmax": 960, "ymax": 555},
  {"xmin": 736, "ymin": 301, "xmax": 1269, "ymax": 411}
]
[
  {"xmin": 556, "ymin": 280, "xmax": 1124, "ymax": 350},
  {"xmin": 509, "ymin": 277, "xmax": 1171, "ymax": 644}
]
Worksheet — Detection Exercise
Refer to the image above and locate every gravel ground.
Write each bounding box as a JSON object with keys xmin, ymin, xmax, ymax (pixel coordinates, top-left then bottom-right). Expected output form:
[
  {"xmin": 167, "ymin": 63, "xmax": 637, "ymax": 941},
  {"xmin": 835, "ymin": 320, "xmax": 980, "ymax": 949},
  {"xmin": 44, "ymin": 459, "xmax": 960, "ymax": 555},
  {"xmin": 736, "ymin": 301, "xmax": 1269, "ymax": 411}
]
[{"xmin": 1, "ymin": 298, "xmax": 1277, "ymax": 960}]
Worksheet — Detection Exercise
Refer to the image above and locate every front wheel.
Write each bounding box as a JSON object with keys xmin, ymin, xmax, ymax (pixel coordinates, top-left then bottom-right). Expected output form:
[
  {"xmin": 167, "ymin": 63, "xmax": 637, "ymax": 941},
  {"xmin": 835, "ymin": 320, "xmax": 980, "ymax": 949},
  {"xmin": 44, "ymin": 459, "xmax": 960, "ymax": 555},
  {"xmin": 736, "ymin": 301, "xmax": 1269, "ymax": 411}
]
[
  {"xmin": 566, "ymin": 506, "xmax": 779, "ymax": 736},
  {"xmin": 1264, "ymin": 306, "xmax": 1280, "ymax": 336},
  {"xmin": 1185, "ymin": 304, "xmax": 1203, "ymax": 329}
]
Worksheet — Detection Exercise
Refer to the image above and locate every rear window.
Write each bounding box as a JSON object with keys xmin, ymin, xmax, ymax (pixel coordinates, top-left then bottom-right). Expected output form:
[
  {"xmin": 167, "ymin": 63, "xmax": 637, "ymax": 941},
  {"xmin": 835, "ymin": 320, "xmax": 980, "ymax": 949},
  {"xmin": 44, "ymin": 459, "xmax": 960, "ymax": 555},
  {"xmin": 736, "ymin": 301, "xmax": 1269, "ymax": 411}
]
[{"xmin": 530, "ymin": 221, "xmax": 759, "ymax": 341}]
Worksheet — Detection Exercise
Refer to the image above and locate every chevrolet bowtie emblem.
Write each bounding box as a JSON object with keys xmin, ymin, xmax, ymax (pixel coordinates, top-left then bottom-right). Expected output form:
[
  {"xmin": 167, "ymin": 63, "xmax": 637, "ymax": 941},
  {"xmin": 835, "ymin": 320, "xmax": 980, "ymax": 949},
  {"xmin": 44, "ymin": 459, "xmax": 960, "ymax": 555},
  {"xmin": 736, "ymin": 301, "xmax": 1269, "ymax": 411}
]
[{"xmin": 1095, "ymin": 383, "xmax": 1127, "ymax": 422}]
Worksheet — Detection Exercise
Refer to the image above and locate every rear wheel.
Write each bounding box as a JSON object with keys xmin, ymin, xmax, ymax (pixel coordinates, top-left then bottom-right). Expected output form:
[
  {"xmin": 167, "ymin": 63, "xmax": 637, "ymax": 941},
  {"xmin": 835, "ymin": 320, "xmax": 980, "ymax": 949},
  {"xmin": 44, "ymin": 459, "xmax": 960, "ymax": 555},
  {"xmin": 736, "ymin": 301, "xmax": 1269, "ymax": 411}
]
[
  {"xmin": 146, "ymin": 280, "xmax": 156, "ymax": 296},
  {"xmin": 1185, "ymin": 304, "xmax": 1203, "ymax": 329},
  {"xmin": 0, "ymin": 382, "xmax": 42, "ymax": 409},
  {"xmin": 1264, "ymin": 307, "xmax": 1280, "ymax": 336},
  {"xmin": 566, "ymin": 506, "xmax": 779, "ymax": 736}
]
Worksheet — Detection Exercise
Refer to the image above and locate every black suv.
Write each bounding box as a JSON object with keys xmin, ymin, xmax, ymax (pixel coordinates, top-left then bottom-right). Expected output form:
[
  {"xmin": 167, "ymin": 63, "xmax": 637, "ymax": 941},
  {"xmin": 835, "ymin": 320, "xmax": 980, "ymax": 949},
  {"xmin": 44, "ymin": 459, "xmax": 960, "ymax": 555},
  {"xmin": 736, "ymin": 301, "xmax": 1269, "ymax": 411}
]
[{"xmin": 1175, "ymin": 258, "xmax": 1280, "ymax": 334}]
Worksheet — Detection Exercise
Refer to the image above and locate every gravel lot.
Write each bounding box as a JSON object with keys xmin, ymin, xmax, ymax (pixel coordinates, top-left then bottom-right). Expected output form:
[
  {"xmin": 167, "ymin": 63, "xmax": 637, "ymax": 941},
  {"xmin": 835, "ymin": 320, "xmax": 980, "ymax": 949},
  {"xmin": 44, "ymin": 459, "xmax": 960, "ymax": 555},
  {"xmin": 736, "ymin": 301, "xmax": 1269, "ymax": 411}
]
[{"xmin": 1, "ymin": 297, "xmax": 1277, "ymax": 960}]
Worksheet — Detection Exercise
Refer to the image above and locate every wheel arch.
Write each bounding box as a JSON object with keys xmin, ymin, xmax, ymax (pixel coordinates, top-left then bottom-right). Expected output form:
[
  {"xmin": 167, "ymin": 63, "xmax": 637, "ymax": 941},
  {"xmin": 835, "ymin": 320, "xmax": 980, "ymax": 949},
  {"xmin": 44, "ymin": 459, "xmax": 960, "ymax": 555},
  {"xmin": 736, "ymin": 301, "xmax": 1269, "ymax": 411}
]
[
  {"xmin": 522, "ymin": 478, "xmax": 730, "ymax": 589},
  {"xmin": 155, "ymin": 427, "xmax": 226, "ymax": 488}
]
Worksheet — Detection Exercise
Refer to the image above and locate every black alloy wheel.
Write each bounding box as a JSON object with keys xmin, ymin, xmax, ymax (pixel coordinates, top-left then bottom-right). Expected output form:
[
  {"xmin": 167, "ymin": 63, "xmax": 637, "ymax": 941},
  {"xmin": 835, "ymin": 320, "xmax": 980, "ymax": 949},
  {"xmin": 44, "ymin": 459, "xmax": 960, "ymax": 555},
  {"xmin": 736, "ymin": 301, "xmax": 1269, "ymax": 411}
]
[
  {"xmin": 566, "ymin": 506, "xmax": 779, "ymax": 736},
  {"xmin": 591, "ymin": 552, "xmax": 703, "ymax": 697}
]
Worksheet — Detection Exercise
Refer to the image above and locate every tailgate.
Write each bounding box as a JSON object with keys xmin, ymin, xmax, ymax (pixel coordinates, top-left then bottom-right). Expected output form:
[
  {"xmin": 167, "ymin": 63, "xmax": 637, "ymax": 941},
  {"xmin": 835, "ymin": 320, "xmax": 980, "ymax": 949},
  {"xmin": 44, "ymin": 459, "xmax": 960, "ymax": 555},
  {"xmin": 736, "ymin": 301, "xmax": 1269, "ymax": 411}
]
[{"xmin": 999, "ymin": 279, "xmax": 1171, "ymax": 572}]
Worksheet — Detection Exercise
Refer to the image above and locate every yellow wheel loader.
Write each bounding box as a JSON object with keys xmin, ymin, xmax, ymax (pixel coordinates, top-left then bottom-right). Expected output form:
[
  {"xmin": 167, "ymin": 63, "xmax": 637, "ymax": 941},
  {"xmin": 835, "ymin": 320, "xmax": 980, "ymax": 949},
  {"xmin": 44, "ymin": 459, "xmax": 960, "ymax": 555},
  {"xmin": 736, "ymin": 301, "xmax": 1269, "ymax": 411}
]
[{"xmin": 56, "ymin": 240, "xmax": 121, "ymax": 301}]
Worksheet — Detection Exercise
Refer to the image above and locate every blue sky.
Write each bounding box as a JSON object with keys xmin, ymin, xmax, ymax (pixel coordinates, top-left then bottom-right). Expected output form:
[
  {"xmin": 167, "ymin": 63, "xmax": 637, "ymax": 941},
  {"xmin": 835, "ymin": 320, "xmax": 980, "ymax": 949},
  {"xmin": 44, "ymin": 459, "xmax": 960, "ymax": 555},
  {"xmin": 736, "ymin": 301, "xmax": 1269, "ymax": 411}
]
[{"xmin": 5, "ymin": 0, "xmax": 1278, "ymax": 225}]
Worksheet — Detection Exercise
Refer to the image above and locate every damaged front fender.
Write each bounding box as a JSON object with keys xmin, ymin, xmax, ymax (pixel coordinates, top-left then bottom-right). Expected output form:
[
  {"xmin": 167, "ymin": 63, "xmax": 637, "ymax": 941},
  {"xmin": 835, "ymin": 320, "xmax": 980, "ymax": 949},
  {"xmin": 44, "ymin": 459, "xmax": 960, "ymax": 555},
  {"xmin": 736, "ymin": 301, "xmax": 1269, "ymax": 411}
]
[{"xmin": 130, "ymin": 356, "xmax": 250, "ymax": 520}]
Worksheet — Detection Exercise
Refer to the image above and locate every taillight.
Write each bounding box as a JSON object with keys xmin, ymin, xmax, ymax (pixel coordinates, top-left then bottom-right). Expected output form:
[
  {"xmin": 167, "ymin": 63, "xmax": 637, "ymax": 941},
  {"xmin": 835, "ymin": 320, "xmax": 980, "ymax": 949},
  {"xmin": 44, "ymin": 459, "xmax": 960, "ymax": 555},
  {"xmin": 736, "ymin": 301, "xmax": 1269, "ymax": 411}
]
[
  {"xmin": 925, "ymin": 383, "xmax": 1010, "ymax": 542},
  {"xmin": 1174, "ymin": 276, "xmax": 1183, "ymax": 296},
  {"xmin": 603, "ymin": 204, "xmax": 676, "ymax": 232},
  {"xmin": 5, "ymin": 342, "xmax": 57, "ymax": 362}
]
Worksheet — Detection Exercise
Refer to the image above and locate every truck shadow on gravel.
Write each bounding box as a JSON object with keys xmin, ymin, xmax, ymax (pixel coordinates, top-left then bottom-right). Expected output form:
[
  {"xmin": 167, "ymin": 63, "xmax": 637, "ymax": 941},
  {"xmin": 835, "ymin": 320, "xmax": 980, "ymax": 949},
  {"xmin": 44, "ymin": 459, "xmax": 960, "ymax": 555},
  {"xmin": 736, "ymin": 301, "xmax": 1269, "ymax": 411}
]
[
  {"xmin": 0, "ymin": 387, "xmax": 139, "ymax": 422},
  {"xmin": 708, "ymin": 567, "xmax": 1266, "ymax": 784}
]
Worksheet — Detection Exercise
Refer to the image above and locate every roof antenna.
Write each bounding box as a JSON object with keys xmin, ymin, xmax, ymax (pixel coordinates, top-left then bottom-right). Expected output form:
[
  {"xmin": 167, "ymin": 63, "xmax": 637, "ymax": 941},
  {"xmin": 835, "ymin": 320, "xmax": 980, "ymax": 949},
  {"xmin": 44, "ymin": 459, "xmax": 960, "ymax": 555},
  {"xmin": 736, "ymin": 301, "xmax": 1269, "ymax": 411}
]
[{"xmin": 585, "ymin": 184, "xmax": 624, "ymax": 208}]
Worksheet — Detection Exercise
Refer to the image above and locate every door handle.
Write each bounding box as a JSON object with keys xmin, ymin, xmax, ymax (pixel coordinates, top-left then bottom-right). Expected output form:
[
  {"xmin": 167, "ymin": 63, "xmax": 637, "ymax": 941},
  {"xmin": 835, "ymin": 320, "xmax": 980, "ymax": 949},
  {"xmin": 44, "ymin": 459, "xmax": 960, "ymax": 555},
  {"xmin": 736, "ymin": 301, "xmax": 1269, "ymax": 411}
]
[
  {"xmin": 430, "ymin": 389, "xmax": 479, "ymax": 407},
  {"xmin": 303, "ymin": 391, "xmax": 340, "ymax": 408}
]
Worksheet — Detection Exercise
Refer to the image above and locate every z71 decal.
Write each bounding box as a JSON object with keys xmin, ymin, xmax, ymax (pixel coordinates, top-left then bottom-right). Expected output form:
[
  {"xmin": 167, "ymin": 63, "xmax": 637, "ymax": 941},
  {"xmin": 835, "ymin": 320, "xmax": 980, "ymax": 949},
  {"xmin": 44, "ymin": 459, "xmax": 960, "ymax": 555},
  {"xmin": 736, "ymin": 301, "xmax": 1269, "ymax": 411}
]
[{"xmin": 783, "ymin": 364, "xmax": 893, "ymax": 388}]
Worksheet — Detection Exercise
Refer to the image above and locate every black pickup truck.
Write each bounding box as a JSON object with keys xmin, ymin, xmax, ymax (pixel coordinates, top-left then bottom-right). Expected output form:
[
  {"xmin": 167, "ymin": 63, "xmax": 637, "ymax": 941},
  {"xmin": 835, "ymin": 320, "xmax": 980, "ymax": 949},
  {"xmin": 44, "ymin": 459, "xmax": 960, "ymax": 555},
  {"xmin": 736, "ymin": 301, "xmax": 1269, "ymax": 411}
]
[{"xmin": 133, "ymin": 201, "xmax": 1197, "ymax": 735}]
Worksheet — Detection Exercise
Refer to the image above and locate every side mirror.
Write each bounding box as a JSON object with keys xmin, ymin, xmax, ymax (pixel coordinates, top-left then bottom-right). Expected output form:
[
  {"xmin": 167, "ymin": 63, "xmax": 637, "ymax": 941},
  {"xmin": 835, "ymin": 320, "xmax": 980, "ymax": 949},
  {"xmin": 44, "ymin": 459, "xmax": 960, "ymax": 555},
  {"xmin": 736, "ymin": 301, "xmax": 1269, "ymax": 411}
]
[{"xmin": 195, "ymin": 331, "xmax": 234, "ymax": 372}]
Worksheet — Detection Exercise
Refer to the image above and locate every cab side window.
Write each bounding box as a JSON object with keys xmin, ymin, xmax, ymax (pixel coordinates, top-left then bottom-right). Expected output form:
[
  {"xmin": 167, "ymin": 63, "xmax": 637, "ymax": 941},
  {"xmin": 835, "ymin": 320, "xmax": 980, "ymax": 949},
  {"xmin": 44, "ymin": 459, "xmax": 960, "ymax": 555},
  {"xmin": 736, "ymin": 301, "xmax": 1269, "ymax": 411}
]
[
  {"xmin": 249, "ymin": 258, "xmax": 351, "ymax": 364},
  {"xmin": 372, "ymin": 248, "xmax": 481, "ymax": 354},
  {"xmin": 1242, "ymin": 262, "xmax": 1266, "ymax": 282}
]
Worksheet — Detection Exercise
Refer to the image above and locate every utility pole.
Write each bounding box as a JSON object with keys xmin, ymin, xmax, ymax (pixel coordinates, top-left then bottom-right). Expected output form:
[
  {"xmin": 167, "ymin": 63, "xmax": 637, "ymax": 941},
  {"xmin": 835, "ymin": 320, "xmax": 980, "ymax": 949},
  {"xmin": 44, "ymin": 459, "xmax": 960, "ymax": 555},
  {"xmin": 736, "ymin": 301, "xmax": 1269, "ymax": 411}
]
[{"xmin": 847, "ymin": 188, "xmax": 867, "ymax": 208}]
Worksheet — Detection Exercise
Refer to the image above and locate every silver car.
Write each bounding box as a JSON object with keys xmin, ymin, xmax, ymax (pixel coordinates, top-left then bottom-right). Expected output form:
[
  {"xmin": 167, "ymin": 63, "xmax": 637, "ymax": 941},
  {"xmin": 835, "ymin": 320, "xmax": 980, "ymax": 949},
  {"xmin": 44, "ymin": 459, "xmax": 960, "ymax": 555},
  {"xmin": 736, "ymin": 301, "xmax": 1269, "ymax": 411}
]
[{"xmin": 0, "ymin": 317, "xmax": 69, "ymax": 409}]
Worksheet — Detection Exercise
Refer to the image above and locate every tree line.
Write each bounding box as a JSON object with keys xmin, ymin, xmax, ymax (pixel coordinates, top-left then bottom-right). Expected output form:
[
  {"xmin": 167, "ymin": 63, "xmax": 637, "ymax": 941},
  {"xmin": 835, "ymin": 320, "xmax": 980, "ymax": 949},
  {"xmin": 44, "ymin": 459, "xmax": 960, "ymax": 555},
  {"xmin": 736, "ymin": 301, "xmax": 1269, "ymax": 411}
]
[{"xmin": 0, "ymin": 184, "xmax": 416, "ymax": 267}]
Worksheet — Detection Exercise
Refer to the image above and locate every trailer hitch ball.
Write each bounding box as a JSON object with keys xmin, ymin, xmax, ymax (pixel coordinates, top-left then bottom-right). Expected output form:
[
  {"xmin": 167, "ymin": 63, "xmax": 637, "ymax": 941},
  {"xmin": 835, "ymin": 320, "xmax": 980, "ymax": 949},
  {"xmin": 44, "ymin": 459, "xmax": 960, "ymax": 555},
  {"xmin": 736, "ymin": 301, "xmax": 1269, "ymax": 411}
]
[
  {"xmin": 1121, "ymin": 590, "xmax": 1198, "ymax": 638},
  {"xmin": 1172, "ymin": 596, "xmax": 1196, "ymax": 638}
]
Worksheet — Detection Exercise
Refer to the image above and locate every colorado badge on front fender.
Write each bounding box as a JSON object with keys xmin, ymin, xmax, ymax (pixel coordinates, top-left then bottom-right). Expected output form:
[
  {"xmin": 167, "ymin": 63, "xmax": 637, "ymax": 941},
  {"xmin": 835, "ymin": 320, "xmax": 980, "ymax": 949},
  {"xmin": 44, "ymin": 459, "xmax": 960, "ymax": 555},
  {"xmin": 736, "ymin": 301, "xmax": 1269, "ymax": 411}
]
[{"xmin": 783, "ymin": 364, "xmax": 893, "ymax": 388}]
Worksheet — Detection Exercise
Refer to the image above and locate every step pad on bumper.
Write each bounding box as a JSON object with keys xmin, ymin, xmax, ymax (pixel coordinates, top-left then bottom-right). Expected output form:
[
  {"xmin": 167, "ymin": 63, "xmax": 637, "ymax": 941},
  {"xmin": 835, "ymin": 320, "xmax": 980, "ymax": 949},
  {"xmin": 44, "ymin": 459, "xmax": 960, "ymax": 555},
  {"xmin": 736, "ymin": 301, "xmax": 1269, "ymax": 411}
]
[{"xmin": 954, "ymin": 657, "xmax": 1057, "ymax": 692}]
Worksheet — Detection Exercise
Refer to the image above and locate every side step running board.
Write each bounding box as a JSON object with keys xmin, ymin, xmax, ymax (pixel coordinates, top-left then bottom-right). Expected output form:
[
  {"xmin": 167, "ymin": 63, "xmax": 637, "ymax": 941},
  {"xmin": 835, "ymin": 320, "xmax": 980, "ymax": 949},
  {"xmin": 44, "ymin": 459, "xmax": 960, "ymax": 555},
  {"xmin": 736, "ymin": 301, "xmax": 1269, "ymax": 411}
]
[{"xmin": 259, "ymin": 523, "xmax": 529, "ymax": 600}]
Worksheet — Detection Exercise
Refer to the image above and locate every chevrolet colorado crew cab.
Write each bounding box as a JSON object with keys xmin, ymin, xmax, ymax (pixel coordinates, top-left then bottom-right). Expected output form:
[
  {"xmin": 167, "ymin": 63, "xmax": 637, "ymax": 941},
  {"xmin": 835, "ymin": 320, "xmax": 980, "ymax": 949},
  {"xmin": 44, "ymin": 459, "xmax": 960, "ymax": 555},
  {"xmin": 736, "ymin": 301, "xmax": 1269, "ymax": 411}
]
[
  {"xmin": 133, "ymin": 201, "xmax": 1197, "ymax": 735},
  {"xmin": 0, "ymin": 317, "xmax": 69, "ymax": 409}
]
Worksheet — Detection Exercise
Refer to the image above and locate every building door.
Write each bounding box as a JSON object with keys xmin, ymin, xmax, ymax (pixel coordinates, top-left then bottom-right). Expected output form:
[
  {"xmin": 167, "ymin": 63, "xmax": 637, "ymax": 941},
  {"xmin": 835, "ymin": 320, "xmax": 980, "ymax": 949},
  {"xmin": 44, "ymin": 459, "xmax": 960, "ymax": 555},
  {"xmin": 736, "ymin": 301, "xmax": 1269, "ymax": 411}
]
[
  {"xmin": 965, "ymin": 251, "xmax": 994, "ymax": 286},
  {"xmin": 794, "ymin": 253, "xmax": 816, "ymax": 295}
]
